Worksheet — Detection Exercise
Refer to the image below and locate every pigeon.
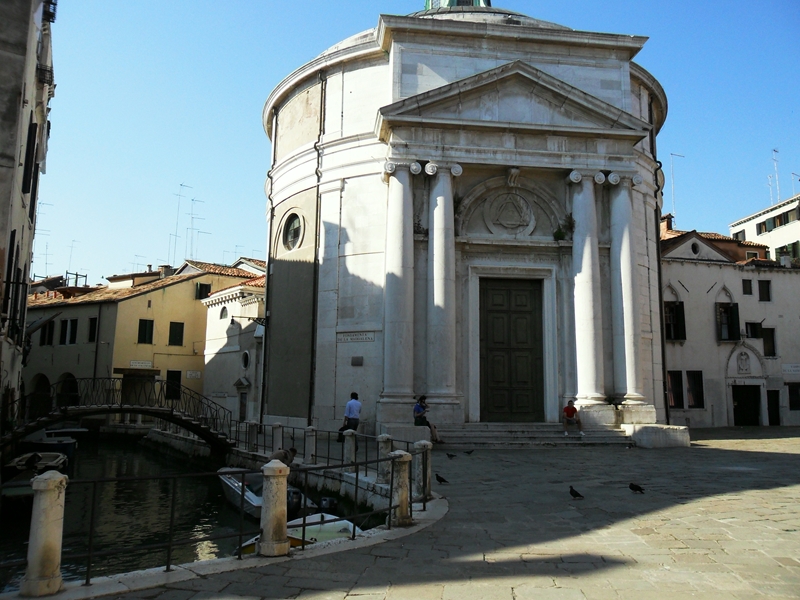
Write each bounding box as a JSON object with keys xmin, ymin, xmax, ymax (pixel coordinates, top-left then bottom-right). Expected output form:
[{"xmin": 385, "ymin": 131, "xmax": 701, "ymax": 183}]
[
  {"xmin": 464, "ymin": 450, "xmax": 474, "ymax": 455},
  {"xmin": 435, "ymin": 474, "xmax": 449, "ymax": 484},
  {"xmin": 569, "ymin": 486, "xmax": 584, "ymax": 500},
  {"xmin": 446, "ymin": 453, "xmax": 457, "ymax": 460},
  {"xmin": 629, "ymin": 483, "xmax": 645, "ymax": 494}
]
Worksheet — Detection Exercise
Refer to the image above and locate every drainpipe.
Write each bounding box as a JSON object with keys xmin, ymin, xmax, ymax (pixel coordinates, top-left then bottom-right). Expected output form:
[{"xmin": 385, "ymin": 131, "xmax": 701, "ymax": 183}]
[
  {"xmin": 91, "ymin": 304, "xmax": 102, "ymax": 379},
  {"xmin": 307, "ymin": 71, "xmax": 326, "ymax": 427},
  {"xmin": 260, "ymin": 109, "xmax": 278, "ymax": 425},
  {"xmin": 654, "ymin": 159, "xmax": 670, "ymax": 425}
]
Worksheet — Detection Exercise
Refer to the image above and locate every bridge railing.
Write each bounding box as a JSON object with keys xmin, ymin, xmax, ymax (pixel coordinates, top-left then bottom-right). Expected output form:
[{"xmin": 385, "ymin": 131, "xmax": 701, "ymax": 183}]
[{"xmin": 3, "ymin": 378, "xmax": 232, "ymax": 444}]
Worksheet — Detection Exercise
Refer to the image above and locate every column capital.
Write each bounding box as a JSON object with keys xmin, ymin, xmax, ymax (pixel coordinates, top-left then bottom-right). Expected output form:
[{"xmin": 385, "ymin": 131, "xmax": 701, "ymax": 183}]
[
  {"xmin": 450, "ymin": 164, "xmax": 463, "ymax": 177},
  {"xmin": 425, "ymin": 162, "xmax": 439, "ymax": 176}
]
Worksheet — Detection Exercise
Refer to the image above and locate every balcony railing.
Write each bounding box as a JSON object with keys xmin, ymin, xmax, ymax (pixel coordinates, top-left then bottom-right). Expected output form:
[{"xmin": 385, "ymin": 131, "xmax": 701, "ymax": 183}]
[
  {"xmin": 43, "ymin": 0, "xmax": 57, "ymax": 23},
  {"xmin": 36, "ymin": 65, "xmax": 54, "ymax": 86}
]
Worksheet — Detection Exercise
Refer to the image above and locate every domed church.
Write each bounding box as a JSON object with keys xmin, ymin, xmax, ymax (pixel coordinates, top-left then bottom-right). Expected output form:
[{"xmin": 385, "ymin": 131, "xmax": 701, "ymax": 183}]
[{"xmin": 261, "ymin": 0, "xmax": 668, "ymax": 438}]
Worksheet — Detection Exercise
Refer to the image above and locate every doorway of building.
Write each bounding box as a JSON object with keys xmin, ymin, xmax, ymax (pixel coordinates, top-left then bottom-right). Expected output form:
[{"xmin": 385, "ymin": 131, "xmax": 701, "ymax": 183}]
[
  {"xmin": 480, "ymin": 278, "xmax": 544, "ymax": 422},
  {"xmin": 767, "ymin": 390, "xmax": 780, "ymax": 426},
  {"xmin": 732, "ymin": 385, "xmax": 761, "ymax": 426}
]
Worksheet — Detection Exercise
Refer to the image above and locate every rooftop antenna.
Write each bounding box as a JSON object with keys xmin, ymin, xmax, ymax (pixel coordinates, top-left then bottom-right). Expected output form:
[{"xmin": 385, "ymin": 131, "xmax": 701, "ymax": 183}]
[
  {"xmin": 43, "ymin": 242, "xmax": 51, "ymax": 276},
  {"xmin": 768, "ymin": 175, "xmax": 774, "ymax": 206},
  {"xmin": 791, "ymin": 172, "xmax": 800, "ymax": 198},
  {"xmin": 187, "ymin": 197, "xmax": 205, "ymax": 259},
  {"xmin": 669, "ymin": 153, "xmax": 684, "ymax": 226},
  {"xmin": 171, "ymin": 184, "xmax": 192, "ymax": 266},
  {"xmin": 67, "ymin": 239, "xmax": 78, "ymax": 271},
  {"xmin": 772, "ymin": 149, "xmax": 781, "ymax": 202}
]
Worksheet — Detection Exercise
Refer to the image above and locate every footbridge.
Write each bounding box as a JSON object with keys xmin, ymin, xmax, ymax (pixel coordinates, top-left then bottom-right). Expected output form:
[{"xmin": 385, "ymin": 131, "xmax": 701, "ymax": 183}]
[{"xmin": 1, "ymin": 377, "xmax": 235, "ymax": 455}]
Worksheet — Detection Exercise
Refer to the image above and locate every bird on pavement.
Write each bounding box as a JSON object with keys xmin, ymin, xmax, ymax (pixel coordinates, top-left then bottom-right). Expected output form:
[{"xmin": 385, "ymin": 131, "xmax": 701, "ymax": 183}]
[
  {"xmin": 446, "ymin": 453, "xmax": 457, "ymax": 459},
  {"xmin": 436, "ymin": 474, "xmax": 449, "ymax": 484},
  {"xmin": 569, "ymin": 486, "xmax": 584, "ymax": 500},
  {"xmin": 464, "ymin": 450, "xmax": 474, "ymax": 455},
  {"xmin": 629, "ymin": 483, "xmax": 645, "ymax": 494}
]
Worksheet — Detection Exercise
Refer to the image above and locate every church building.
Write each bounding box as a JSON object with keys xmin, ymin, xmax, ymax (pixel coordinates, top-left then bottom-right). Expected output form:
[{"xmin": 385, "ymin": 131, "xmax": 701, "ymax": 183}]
[{"xmin": 261, "ymin": 1, "xmax": 669, "ymax": 437}]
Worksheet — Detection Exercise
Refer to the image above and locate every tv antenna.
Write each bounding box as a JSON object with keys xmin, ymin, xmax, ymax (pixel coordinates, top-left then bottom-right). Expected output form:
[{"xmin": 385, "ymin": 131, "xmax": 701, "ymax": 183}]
[
  {"xmin": 171, "ymin": 184, "xmax": 192, "ymax": 266},
  {"xmin": 669, "ymin": 153, "xmax": 684, "ymax": 225},
  {"xmin": 791, "ymin": 172, "xmax": 800, "ymax": 198},
  {"xmin": 196, "ymin": 231, "xmax": 211, "ymax": 259},
  {"xmin": 772, "ymin": 149, "xmax": 781, "ymax": 203},
  {"xmin": 768, "ymin": 175, "xmax": 774, "ymax": 206},
  {"xmin": 187, "ymin": 197, "xmax": 205, "ymax": 259},
  {"xmin": 67, "ymin": 239, "xmax": 79, "ymax": 271}
]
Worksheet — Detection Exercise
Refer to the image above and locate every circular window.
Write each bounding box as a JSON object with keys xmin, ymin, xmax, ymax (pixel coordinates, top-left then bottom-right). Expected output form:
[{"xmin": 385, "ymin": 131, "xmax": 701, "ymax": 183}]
[
  {"xmin": 283, "ymin": 214, "xmax": 302, "ymax": 251},
  {"xmin": 220, "ymin": 306, "xmax": 228, "ymax": 320},
  {"xmin": 241, "ymin": 351, "xmax": 250, "ymax": 369},
  {"xmin": 691, "ymin": 242, "xmax": 699, "ymax": 255}
]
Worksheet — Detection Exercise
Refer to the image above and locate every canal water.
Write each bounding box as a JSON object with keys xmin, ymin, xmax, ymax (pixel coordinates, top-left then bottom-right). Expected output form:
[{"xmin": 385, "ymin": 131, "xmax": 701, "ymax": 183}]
[{"xmin": 0, "ymin": 436, "xmax": 250, "ymax": 592}]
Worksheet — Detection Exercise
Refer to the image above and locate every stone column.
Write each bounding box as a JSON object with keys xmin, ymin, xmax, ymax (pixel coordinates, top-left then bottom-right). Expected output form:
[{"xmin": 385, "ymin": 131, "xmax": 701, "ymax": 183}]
[
  {"xmin": 569, "ymin": 171, "xmax": 606, "ymax": 405},
  {"xmin": 388, "ymin": 450, "xmax": 412, "ymax": 527},
  {"xmin": 377, "ymin": 434, "xmax": 393, "ymax": 484},
  {"xmin": 304, "ymin": 426, "xmax": 316, "ymax": 464},
  {"xmin": 21, "ymin": 471, "xmax": 68, "ymax": 597},
  {"xmin": 426, "ymin": 164, "xmax": 461, "ymax": 400},
  {"xmin": 609, "ymin": 174, "xmax": 646, "ymax": 403},
  {"xmin": 258, "ymin": 460, "xmax": 290, "ymax": 557},
  {"xmin": 271, "ymin": 423, "xmax": 283, "ymax": 453},
  {"xmin": 412, "ymin": 440, "xmax": 432, "ymax": 500},
  {"xmin": 382, "ymin": 162, "xmax": 417, "ymax": 403}
]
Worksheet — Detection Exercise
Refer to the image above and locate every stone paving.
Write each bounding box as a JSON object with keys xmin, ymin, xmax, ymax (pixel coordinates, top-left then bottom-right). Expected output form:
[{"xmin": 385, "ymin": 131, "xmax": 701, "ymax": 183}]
[{"xmin": 94, "ymin": 429, "xmax": 800, "ymax": 598}]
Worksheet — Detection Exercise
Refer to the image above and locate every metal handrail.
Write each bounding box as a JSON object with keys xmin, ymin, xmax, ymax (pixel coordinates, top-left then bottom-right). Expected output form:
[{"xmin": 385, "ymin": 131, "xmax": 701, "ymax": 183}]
[{"xmin": 0, "ymin": 448, "xmax": 428, "ymax": 590}]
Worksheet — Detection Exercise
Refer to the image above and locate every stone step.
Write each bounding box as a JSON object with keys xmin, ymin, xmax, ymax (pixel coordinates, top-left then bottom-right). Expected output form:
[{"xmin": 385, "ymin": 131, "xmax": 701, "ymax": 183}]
[
  {"xmin": 435, "ymin": 423, "xmax": 633, "ymax": 448},
  {"xmin": 438, "ymin": 438, "xmax": 633, "ymax": 448}
]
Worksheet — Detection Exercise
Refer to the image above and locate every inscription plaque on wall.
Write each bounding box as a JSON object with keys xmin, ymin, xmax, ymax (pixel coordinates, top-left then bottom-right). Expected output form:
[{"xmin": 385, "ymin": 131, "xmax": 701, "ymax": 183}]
[
  {"xmin": 337, "ymin": 331, "xmax": 375, "ymax": 343},
  {"xmin": 782, "ymin": 364, "xmax": 800, "ymax": 377},
  {"xmin": 130, "ymin": 360, "xmax": 153, "ymax": 368},
  {"xmin": 186, "ymin": 370, "xmax": 202, "ymax": 379}
]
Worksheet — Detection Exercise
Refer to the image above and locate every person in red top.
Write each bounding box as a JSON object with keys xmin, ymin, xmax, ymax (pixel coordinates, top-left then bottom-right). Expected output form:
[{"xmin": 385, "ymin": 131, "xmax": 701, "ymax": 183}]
[{"xmin": 563, "ymin": 400, "xmax": 585, "ymax": 436}]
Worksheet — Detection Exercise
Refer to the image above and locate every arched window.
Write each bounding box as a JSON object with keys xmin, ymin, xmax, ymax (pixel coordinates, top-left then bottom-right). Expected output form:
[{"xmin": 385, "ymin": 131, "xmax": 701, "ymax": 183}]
[{"xmin": 220, "ymin": 306, "xmax": 228, "ymax": 320}]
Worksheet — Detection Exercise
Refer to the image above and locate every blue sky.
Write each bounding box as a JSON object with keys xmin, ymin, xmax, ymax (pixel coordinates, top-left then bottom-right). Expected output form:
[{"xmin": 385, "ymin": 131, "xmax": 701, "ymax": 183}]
[{"xmin": 35, "ymin": 1, "xmax": 799, "ymax": 284}]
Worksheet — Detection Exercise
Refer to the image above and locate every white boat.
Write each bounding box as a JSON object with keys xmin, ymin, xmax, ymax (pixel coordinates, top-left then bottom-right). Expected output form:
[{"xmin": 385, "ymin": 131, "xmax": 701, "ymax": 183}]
[
  {"xmin": 217, "ymin": 468, "xmax": 317, "ymax": 520},
  {"xmin": 236, "ymin": 513, "xmax": 362, "ymax": 554}
]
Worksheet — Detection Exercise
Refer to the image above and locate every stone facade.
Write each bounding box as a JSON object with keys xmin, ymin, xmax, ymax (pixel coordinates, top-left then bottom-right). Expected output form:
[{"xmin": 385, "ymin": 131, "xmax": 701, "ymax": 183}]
[
  {"xmin": 262, "ymin": 6, "xmax": 668, "ymax": 434},
  {"xmin": 0, "ymin": 0, "xmax": 55, "ymax": 435},
  {"xmin": 662, "ymin": 220, "xmax": 800, "ymax": 427}
]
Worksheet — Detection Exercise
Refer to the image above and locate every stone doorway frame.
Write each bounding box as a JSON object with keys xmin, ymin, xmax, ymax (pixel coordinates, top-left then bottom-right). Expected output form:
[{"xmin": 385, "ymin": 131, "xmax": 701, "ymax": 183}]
[{"xmin": 466, "ymin": 264, "xmax": 560, "ymax": 424}]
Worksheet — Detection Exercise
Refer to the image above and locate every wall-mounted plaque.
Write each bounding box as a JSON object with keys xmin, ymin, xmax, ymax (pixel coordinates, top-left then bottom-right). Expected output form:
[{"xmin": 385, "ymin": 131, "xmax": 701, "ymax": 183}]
[{"xmin": 337, "ymin": 331, "xmax": 376, "ymax": 343}]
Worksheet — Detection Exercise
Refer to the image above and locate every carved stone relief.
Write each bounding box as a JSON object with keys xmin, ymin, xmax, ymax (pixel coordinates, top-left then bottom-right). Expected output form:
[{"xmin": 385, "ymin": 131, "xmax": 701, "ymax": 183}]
[{"xmin": 483, "ymin": 192, "xmax": 537, "ymax": 236}]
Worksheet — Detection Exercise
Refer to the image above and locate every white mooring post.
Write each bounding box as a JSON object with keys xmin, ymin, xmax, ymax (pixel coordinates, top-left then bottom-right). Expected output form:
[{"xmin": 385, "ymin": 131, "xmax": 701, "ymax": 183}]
[
  {"xmin": 258, "ymin": 460, "xmax": 290, "ymax": 557},
  {"xmin": 388, "ymin": 450, "xmax": 412, "ymax": 527},
  {"xmin": 413, "ymin": 440, "xmax": 433, "ymax": 501},
  {"xmin": 271, "ymin": 423, "xmax": 283, "ymax": 453},
  {"xmin": 20, "ymin": 471, "xmax": 68, "ymax": 597},
  {"xmin": 376, "ymin": 434, "xmax": 393, "ymax": 484},
  {"xmin": 343, "ymin": 430, "xmax": 357, "ymax": 472},
  {"xmin": 304, "ymin": 426, "xmax": 316, "ymax": 464}
]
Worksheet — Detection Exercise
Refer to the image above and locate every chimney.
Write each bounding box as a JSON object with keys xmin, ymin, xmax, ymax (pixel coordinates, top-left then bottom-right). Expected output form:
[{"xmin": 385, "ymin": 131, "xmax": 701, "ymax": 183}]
[
  {"xmin": 147, "ymin": 264, "xmax": 152, "ymax": 272},
  {"xmin": 158, "ymin": 265, "xmax": 175, "ymax": 278},
  {"xmin": 659, "ymin": 213, "xmax": 674, "ymax": 237}
]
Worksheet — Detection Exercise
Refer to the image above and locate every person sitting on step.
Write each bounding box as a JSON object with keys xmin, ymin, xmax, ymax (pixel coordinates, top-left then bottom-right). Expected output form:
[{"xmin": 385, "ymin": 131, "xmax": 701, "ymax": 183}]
[{"xmin": 563, "ymin": 400, "xmax": 585, "ymax": 437}]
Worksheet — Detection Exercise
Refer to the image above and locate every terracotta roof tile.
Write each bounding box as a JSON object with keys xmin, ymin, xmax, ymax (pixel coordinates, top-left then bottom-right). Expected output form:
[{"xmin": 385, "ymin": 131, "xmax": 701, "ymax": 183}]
[
  {"xmin": 210, "ymin": 275, "xmax": 266, "ymax": 297},
  {"xmin": 183, "ymin": 260, "xmax": 258, "ymax": 278}
]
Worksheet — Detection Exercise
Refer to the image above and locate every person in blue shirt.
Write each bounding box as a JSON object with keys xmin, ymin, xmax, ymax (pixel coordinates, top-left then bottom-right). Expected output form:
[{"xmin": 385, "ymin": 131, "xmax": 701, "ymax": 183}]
[
  {"xmin": 413, "ymin": 395, "xmax": 443, "ymax": 443},
  {"xmin": 343, "ymin": 392, "xmax": 361, "ymax": 451}
]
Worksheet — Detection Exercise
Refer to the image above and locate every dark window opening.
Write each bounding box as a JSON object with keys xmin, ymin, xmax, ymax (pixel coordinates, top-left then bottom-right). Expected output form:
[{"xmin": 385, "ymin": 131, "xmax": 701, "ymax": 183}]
[
  {"xmin": 716, "ymin": 303, "xmax": 740, "ymax": 341},
  {"xmin": 168, "ymin": 322, "xmax": 184, "ymax": 346},
  {"xmin": 138, "ymin": 319, "xmax": 154, "ymax": 344},
  {"xmin": 283, "ymin": 214, "xmax": 302, "ymax": 250},
  {"xmin": 88, "ymin": 317, "xmax": 98, "ymax": 343},
  {"xmin": 667, "ymin": 371, "xmax": 684, "ymax": 409},
  {"xmin": 789, "ymin": 384, "xmax": 800, "ymax": 411},
  {"xmin": 21, "ymin": 119, "xmax": 38, "ymax": 194},
  {"xmin": 758, "ymin": 280, "xmax": 771, "ymax": 302},
  {"xmin": 664, "ymin": 301, "xmax": 686, "ymax": 341},
  {"xmin": 39, "ymin": 320, "xmax": 54, "ymax": 346},
  {"xmin": 742, "ymin": 279, "xmax": 752, "ymax": 295},
  {"xmin": 732, "ymin": 230, "xmax": 746, "ymax": 241},
  {"xmin": 196, "ymin": 283, "xmax": 211, "ymax": 300},
  {"xmin": 762, "ymin": 328, "xmax": 776, "ymax": 357},
  {"xmin": 686, "ymin": 371, "xmax": 705, "ymax": 409},
  {"xmin": 165, "ymin": 370, "xmax": 181, "ymax": 400},
  {"xmin": 59, "ymin": 319, "xmax": 78, "ymax": 345},
  {"xmin": 745, "ymin": 322, "xmax": 762, "ymax": 338}
]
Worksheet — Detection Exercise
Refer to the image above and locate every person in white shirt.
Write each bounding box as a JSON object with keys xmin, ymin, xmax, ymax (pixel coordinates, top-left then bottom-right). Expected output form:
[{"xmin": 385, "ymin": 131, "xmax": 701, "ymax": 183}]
[{"xmin": 343, "ymin": 392, "xmax": 362, "ymax": 451}]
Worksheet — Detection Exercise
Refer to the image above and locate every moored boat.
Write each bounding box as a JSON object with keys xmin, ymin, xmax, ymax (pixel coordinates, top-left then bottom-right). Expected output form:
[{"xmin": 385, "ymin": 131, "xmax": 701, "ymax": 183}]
[
  {"xmin": 235, "ymin": 513, "xmax": 362, "ymax": 554},
  {"xmin": 217, "ymin": 468, "xmax": 317, "ymax": 520}
]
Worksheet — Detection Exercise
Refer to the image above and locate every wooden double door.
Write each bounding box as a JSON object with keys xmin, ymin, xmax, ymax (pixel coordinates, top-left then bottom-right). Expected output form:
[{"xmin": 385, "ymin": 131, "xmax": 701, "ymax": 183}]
[{"xmin": 480, "ymin": 278, "xmax": 545, "ymax": 422}]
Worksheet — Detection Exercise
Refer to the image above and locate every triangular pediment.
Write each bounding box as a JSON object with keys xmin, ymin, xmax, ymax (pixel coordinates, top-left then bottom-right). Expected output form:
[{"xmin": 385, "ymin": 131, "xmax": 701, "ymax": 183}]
[
  {"xmin": 377, "ymin": 60, "xmax": 650, "ymax": 141},
  {"xmin": 662, "ymin": 231, "xmax": 735, "ymax": 263}
]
